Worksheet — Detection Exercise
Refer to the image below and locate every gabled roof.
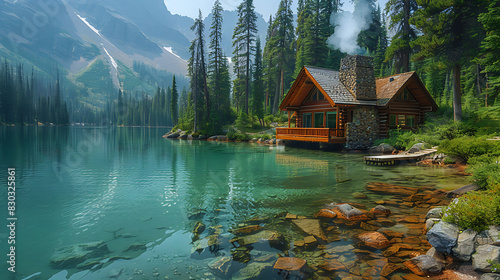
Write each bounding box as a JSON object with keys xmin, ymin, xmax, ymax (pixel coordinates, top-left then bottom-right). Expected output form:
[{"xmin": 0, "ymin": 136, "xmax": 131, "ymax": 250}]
[
  {"xmin": 376, "ymin": 72, "xmax": 439, "ymax": 110},
  {"xmin": 305, "ymin": 66, "xmax": 378, "ymax": 106},
  {"xmin": 280, "ymin": 66, "xmax": 438, "ymax": 111},
  {"xmin": 280, "ymin": 66, "xmax": 377, "ymax": 110},
  {"xmin": 376, "ymin": 72, "xmax": 414, "ymax": 106}
]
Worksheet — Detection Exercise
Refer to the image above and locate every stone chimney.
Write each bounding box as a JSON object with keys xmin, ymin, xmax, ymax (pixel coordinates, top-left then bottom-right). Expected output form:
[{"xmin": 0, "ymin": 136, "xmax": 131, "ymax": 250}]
[{"xmin": 339, "ymin": 55, "xmax": 377, "ymax": 100}]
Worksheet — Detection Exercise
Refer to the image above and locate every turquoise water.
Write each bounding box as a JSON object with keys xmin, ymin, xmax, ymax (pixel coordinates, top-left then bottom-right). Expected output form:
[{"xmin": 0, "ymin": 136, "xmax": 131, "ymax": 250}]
[{"xmin": 0, "ymin": 127, "xmax": 467, "ymax": 280}]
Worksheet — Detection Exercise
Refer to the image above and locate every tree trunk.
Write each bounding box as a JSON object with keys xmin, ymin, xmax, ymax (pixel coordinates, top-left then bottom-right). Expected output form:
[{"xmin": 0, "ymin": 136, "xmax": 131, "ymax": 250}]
[
  {"xmin": 273, "ymin": 79, "xmax": 280, "ymax": 114},
  {"xmin": 476, "ymin": 63, "xmax": 482, "ymax": 96},
  {"xmin": 452, "ymin": 63, "xmax": 462, "ymax": 122}
]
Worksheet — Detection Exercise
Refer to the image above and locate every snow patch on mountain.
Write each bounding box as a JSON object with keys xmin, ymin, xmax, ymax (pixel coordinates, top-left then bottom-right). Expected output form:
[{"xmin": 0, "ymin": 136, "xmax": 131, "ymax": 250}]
[
  {"xmin": 76, "ymin": 13, "xmax": 101, "ymax": 36},
  {"xmin": 102, "ymin": 45, "xmax": 118, "ymax": 70},
  {"xmin": 163, "ymin": 47, "xmax": 185, "ymax": 61}
]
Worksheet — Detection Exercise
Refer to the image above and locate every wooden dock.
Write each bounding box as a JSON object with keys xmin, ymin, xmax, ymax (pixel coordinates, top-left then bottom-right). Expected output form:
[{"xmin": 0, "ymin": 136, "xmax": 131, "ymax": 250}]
[{"xmin": 364, "ymin": 149, "xmax": 438, "ymax": 165}]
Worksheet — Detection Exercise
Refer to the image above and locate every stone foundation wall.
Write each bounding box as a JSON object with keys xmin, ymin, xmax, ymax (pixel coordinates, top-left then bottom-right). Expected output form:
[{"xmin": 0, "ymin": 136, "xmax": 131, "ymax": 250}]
[{"xmin": 346, "ymin": 106, "xmax": 379, "ymax": 150}]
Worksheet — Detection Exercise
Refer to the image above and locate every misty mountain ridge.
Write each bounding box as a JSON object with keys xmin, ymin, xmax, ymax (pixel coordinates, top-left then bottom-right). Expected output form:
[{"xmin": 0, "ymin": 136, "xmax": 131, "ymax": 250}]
[{"xmin": 0, "ymin": 0, "xmax": 269, "ymax": 108}]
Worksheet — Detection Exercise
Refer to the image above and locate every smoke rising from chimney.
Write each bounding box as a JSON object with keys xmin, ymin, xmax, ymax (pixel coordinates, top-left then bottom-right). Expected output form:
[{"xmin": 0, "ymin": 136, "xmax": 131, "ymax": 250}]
[{"xmin": 327, "ymin": 0, "xmax": 372, "ymax": 55}]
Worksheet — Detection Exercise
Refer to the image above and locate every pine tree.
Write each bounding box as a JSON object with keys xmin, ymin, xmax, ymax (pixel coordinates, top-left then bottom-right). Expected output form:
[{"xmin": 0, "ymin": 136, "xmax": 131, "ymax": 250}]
[
  {"xmin": 209, "ymin": 0, "xmax": 231, "ymax": 130},
  {"xmin": 263, "ymin": 15, "xmax": 276, "ymax": 113},
  {"xmin": 385, "ymin": 0, "xmax": 418, "ymax": 73},
  {"xmin": 232, "ymin": 0, "xmax": 258, "ymax": 114},
  {"xmin": 171, "ymin": 75, "xmax": 178, "ymax": 126},
  {"xmin": 479, "ymin": 0, "xmax": 500, "ymax": 106},
  {"xmin": 189, "ymin": 10, "xmax": 210, "ymax": 132},
  {"xmin": 411, "ymin": 0, "xmax": 487, "ymax": 121},
  {"xmin": 252, "ymin": 37, "xmax": 264, "ymax": 124},
  {"xmin": 268, "ymin": 0, "xmax": 295, "ymax": 114}
]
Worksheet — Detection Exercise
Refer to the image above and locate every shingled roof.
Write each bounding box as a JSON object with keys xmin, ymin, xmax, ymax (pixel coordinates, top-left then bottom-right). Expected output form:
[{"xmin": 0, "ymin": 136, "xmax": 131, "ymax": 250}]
[
  {"xmin": 305, "ymin": 66, "xmax": 378, "ymax": 106},
  {"xmin": 376, "ymin": 72, "xmax": 415, "ymax": 106}
]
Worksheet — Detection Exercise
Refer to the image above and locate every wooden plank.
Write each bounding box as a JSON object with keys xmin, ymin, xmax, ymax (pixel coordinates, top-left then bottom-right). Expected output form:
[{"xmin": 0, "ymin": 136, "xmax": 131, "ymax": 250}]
[{"xmin": 364, "ymin": 149, "xmax": 437, "ymax": 164}]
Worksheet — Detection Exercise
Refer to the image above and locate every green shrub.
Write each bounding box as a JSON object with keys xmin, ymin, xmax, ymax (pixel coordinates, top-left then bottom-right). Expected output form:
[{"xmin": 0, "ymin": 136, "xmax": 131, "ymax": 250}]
[
  {"xmin": 443, "ymin": 157, "xmax": 456, "ymax": 164},
  {"xmin": 226, "ymin": 127, "xmax": 238, "ymax": 140},
  {"xmin": 260, "ymin": 133, "xmax": 272, "ymax": 141},
  {"xmin": 442, "ymin": 189, "xmax": 500, "ymax": 232},
  {"xmin": 263, "ymin": 115, "xmax": 274, "ymax": 127},
  {"xmin": 191, "ymin": 132, "xmax": 200, "ymax": 138},
  {"xmin": 236, "ymin": 112, "xmax": 252, "ymax": 133},
  {"xmin": 439, "ymin": 136, "xmax": 499, "ymax": 162},
  {"xmin": 382, "ymin": 129, "xmax": 420, "ymax": 150},
  {"xmin": 437, "ymin": 122, "xmax": 477, "ymax": 140},
  {"xmin": 235, "ymin": 133, "xmax": 250, "ymax": 141},
  {"xmin": 469, "ymin": 163, "xmax": 500, "ymax": 190}
]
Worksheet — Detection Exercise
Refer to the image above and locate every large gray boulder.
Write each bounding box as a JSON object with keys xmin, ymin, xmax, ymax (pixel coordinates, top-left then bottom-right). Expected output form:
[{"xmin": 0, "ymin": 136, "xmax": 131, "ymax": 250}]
[
  {"xmin": 481, "ymin": 274, "xmax": 500, "ymax": 280},
  {"xmin": 369, "ymin": 143, "xmax": 396, "ymax": 154},
  {"xmin": 446, "ymin": 184, "xmax": 480, "ymax": 198},
  {"xmin": 472, "ymin": 244, "xmax": 500, "ymax": 272},
  {"xmin": 426, "ymin": 207, "xmax": 443, "ymax": 220},
  {"xmin": 407, "ymin": 143, "xmax": 425, "ymax": 154},
  {"xmin": 477, "ymin": 226, "xmax": 500, "ymax": 247},
  {"xmin": 427, "ymin": 221, "xmax": 460, "ymax": 254},
  {"xmin": 452, "ymin": 229, "xmax": 478, "ymax": 261}
]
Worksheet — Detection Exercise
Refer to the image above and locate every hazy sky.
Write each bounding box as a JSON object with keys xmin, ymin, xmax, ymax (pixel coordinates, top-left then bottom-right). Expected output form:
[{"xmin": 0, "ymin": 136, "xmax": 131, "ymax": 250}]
[{"xmin": 164, "ymin": 0, "xmax": 389, "ymax": 21}]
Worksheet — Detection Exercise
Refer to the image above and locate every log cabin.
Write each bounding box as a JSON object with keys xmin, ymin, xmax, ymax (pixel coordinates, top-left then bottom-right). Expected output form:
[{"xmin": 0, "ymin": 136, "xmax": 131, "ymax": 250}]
[{"xmin": 277, "ymin": 55, "xmax": 438, "ymax": 149}]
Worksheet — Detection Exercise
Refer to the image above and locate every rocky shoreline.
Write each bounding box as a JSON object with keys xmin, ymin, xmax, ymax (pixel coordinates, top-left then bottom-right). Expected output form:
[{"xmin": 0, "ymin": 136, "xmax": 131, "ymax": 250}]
[{"xmin": 163, "ymin": 130, "xmax": 285, "ymax": 146}]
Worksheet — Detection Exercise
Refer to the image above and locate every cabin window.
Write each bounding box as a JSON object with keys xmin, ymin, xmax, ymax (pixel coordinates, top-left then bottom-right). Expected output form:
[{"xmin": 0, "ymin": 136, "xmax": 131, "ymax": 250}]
[
  {"xmin": 389, "ymin": 114, "xmax": 416, "ymax": 128},
  {"xmin": 327, "ymin": 112, "xmax": 337, "ymax": 128},
  {"xmin": 307, "ymin": 88, "xmax": 325, "ymax": 102},
  {"xmin": 397, "ymin": 88, "xmax": 416, "ymax": 101},
  {"xmin": 389, "ymin": 115, "xmax": 397, "ymax": 126},
  {"xmin": 303, "ymin": 113, "xmax": 312, "ymax": 128},
  {"xmin": 398, "ymin": 115, "xmax": 406, "ymax": 126},
  {"xmin": 314, "ymin": 112, "xmax": 324, "ymax": 128},
  {"xmin": 407, "ymin": 115, "xmax": 416, "ymax": 127}
]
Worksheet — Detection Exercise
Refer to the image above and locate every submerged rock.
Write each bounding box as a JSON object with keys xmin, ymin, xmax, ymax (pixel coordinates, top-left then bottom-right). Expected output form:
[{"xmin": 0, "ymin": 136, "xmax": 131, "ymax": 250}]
[
  {"xmin": 319, "ymin": 259, "xmax": 346, "ymax": 271},
  {"xmin": 426, "ymin": 221, "xmax": 459, "ymax": 254},
  {"xmin": 352, "ymin": 192, "xmax": 368, "ymax": 199},
  {"xmin": 124, "ymin": 242, "xmax": 147, "ymax": 252},
  {"xmin": 314, "ymin": 209, "xmax": 337, "ymax": 219},
  {"xmin": 292, "ymin": 219, "xmax": 327, "ymax": 241},
  {"xmin": 273, "ymin": 257, "xmax": 307, "ymax": 271},
  {"xmin": 371, "ymin": 205, "xmax": 391, "ymax": 215},
  {"xmin": 50, "ymin": 241, "xmax": 110, "ymax": 269},
  {"xmin": 108, "ymin": 268, "xmax": 124, "ymax": 278},
  {"xmin": 208, "ymin": 256, "xmax": 233, "ymax": 277},
  {"xmin": 193, "ymin": 221, "xmax": 206, "ymax": 235},
  {"xmin": 233, "ymin": 262, "xmax": 272, "ymax": 280},
  {"xmin": 230, "ymin": 230, "xmax": 286, "ymax": 250},
  {"xmin": 357, "ymin": 232, "xmax": 390, "ymax": 249},
  {"xmin": 365, "ymin": 182, "xmax": 419, "ymax": 196},
  {"xmin": 188, "ymin": 210, "xmax": 206, "ymax": 220},
  {"xmin": 333, "ymin": 204, "xmax": 369, "ymax": 221},
  {"xmin": 404, "ymin": 255, "xmax": 444, "ymax": 276},
  {"xmin": 231, "ymin": 225, "xmax": 263, "ymax": 235}
]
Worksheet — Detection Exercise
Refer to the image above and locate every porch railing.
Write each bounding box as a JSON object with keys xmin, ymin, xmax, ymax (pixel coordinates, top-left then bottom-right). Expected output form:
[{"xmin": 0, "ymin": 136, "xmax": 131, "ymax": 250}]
[{"xmin": 276, "ymin": 127, "xmax": 345, "ymax": 141}]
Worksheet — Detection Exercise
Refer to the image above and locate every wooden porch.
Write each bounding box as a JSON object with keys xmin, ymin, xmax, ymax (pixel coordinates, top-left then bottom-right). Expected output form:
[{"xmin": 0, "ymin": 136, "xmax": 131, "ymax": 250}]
[{"xmin": 276, "ymin": 128, "xmax": 346, "ymax": 143}]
